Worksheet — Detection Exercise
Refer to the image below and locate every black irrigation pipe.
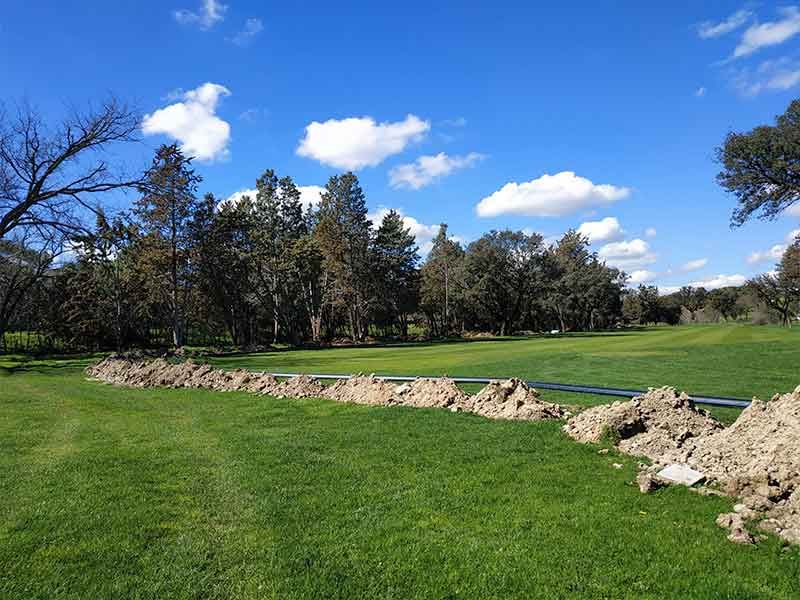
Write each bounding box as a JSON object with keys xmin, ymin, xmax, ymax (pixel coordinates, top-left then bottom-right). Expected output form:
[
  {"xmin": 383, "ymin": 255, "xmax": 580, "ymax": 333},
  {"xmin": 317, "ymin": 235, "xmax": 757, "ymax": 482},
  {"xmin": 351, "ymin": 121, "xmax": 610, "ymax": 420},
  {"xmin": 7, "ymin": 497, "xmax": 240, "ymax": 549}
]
[{"xmin": 269, "ymin": 372, "xmax": 752, "ymax": 409}]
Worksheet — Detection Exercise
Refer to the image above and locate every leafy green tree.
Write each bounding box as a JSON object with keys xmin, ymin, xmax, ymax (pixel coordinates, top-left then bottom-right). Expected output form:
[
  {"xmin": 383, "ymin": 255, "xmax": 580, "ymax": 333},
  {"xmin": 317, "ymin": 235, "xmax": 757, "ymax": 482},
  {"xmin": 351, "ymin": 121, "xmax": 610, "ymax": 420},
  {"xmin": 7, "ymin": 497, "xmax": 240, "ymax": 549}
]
[
  {"xmin": 708, "ymin": 287, "xmax": 740, "ymax": 321},
  {"xmin": 717, "ymin": 99, "xmax": 800, "ymax": 225},
  {"xmin": 464, "ymin": 230, "xmax": 546, "ymax": 335}
]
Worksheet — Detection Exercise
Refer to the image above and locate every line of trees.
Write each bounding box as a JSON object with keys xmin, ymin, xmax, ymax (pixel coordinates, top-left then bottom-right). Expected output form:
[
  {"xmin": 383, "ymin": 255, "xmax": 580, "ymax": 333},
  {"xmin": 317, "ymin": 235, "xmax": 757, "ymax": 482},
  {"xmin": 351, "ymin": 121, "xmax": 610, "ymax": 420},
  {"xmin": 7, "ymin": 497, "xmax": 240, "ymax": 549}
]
[
  {"xmin": 5, "ymin": 94, "xmax": 800, "ymax": 353},
  {"xmin": 2, "ymin": 139, "xmax": 630, "ymax": 351}
]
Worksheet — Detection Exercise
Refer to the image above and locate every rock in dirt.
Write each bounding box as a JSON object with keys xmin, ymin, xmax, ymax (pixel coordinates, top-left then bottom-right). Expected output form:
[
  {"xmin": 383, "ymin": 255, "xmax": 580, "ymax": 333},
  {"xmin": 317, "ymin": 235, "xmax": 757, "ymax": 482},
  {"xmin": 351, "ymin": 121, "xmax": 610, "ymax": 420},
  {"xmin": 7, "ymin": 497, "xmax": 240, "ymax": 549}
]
[
  {"xmin": 637, "ymin": 471, "xmax": 663, "ymax": 494},
  {"xmin": 324, "ymin": 374, "xmax": 397, "ymax": 406},
  {"xmin": 460, "ymin": 378, "xmax": 565, "ymax": 421},
  {"xmin": 391, "ymin": 377, "xmax": 468, "ymax": 409},
  {"xmin": 563, "ymin": 387, "xmax": 722, "ymax": 463}
]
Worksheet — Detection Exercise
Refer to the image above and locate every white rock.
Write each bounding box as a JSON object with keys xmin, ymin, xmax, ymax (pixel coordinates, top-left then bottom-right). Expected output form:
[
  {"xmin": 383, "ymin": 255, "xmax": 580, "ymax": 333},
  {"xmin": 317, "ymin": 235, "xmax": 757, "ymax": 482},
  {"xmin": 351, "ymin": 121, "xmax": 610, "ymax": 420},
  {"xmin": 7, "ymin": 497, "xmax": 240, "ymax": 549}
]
[{"xmin": 657, "ymin": 464, "xmax": 705, "ymax": 487}]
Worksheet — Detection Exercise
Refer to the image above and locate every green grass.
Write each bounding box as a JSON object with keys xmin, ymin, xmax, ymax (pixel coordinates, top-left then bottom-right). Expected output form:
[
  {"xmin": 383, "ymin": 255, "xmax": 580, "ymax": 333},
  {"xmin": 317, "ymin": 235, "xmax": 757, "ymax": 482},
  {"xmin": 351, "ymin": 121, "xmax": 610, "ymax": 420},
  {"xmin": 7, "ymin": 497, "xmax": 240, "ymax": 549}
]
[{"xmin": 1, "ymin": 325, "xmax": 800, "ymax": 598}]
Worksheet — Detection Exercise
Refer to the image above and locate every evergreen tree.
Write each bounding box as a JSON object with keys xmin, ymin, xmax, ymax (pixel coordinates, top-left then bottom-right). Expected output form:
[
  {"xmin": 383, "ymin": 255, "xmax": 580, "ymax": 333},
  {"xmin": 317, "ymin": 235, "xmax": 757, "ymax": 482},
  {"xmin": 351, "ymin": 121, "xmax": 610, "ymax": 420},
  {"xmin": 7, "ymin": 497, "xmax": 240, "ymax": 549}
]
[
  {"xmin": 134, "ymin": 144, "xmax": 202, "ymax": 347},
  {"xmin": 372, "ymin": 210, "xmax": 419, "ymax": 336},
  {"xmin": 314, "ymin": 173, "xmax": 373, "ymax": 341}
]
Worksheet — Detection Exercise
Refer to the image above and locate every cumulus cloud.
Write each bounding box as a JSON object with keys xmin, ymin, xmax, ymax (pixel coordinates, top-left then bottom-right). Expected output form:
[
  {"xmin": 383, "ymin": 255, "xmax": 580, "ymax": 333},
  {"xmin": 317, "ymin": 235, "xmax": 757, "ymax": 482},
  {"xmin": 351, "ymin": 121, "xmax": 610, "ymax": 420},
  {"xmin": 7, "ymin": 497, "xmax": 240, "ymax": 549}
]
[
  {"xmin": 389, "ymin": 152, "xmax": 485, "ymax": 189},
  {"xmin": 223, "ymin": 185, "xmax": 324, "ymax": 210},
  {"xmin": 644, "ymin": 227, "xmax": 657, "ymax": 238},
  {"xmin": 629, "ymin": 270, "xmax": 657, "ymax": 284},
  {"xmin": 598, "ymin": 238, "xmax": 657, "ymax": 270},
  {"xmin": 577, "ymin": 216, "xmax": 625, "ymax": 244},
  {"xmin": 681, "ymin": 258, "xmax": 708, "ymax": 272},
  {"xmin": 368, "ymin": 208, "xmax": 441, "ymax": 255},
  {"xmin": 787, "ymin": 228, "xmax": 800, "ymax": 242},
  {"xmin": 142, "ymin": 82, "xmax": 231, "ymax": 161},
  {"xmin": 174, "ymin": 0, "xmax": 226, "ymax": 29},
  {"xmin": 296, "ymin": 115, "xmax": 430, "ymax": 170},
  {"xmin": 688, "ymin": 274, "xmax": 747, "ymax": 290},
  {"xmin": 747, "ymin": 244, "xmax": 787, "ymax": 264},
  {"xmin": 697, "ymin": 9, "xmax": 752, "ymax": 39},
  {"xmin": 734, "ymin": 7, "xmax": 800, "ymax": 58},
  {"xmin": 475, "ymin": 171, "xmax": 630, "ymax": 218},
  {"xmin": 229, "ymin": 17, "xmax": 263, "ymax": 46}
]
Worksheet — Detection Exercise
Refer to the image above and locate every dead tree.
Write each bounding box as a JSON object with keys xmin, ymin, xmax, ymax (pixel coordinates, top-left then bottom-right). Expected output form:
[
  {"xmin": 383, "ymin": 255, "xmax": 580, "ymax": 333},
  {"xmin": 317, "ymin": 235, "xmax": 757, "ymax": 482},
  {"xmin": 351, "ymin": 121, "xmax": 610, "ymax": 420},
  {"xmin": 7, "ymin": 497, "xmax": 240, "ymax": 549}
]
[{"xmin": 0, "ymin": 98, "xmax": 142, "ymax": 241}]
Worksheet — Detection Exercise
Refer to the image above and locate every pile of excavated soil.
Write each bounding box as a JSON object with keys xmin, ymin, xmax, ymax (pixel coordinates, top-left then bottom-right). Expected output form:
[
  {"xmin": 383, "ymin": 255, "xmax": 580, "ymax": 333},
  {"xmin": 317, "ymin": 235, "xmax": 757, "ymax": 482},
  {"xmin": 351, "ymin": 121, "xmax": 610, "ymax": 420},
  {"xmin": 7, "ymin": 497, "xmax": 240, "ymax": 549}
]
[
  {"xmin": 324, "ymin": 374, "xmax": 398, "ymax": 406},
  {"xmin": 689, "ymin": 386, "xmax": 800, "ymax": 545},
  {"xmin": 392, "ymin": 377, "xmax": 468, "ymax": 409},
  {"xmin": 270, "ymin": 375, "xmax": 327, "ymax": 399},
  {"xmin": 460, "ymin": 378, "xmax": 565, "ymax": 421},
  {"xmin": 563, "ymin": 387, "xmax": 722, "ymax": 463}
]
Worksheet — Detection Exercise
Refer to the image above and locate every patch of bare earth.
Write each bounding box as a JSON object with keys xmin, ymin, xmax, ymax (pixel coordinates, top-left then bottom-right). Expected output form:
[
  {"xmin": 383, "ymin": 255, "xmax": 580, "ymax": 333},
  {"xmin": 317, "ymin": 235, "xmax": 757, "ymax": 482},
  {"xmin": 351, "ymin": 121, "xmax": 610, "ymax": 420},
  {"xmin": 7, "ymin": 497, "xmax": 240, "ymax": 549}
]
[
  {"xmin": 324, "ymin": 374, "xmax": 398, "ymax": 406},
  {"xmin": 392, "ymin": 377, "xmax": 468, "ymax": 409},
  {"xmin": 460, "ymin": 378, "xmax": 565, "ymax": 421}
]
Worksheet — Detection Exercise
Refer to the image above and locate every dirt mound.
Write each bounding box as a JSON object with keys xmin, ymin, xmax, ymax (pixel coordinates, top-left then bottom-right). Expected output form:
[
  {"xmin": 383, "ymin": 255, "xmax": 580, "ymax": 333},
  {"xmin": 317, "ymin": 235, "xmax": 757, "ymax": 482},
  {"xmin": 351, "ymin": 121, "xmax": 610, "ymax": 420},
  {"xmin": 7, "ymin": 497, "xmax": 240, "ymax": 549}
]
[
  {"xmin": 564, "ymin": 387, "xmax": 722, "ymax": 463},
  {"xmin": 689, "ymin": 386, "xmax": 800, "ymax": 545},
  {"xmin": 461, "ymin": 378, "xmax": 564, "ymax": 421},
  {"xmin": 392, "ymin": 377, "xmax": 468, "ymax": 409},
  {"xmin": 324, "ymin": 374, "xmax": 397, "ymax": 406},
  {"xmin": 271, "ymin": 375, "xmax": 326, "ymax": 399}
]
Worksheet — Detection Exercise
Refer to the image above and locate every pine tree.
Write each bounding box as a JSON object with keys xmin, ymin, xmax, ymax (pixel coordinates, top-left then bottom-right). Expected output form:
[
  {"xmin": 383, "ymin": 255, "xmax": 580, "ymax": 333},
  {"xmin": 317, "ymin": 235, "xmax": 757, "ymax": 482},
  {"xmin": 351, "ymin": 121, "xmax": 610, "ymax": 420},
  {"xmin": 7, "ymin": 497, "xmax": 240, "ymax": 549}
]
[
  {"xmin": 373, "ymin": 210, "xmax": 419, "ymax": 336},
  {"xmin": 314, "ymin": 173, "xmax": 373, "ymax": 341},
  {"xmin": 134, "ymin": 144, "xmax": 201, "ymax": 347}
]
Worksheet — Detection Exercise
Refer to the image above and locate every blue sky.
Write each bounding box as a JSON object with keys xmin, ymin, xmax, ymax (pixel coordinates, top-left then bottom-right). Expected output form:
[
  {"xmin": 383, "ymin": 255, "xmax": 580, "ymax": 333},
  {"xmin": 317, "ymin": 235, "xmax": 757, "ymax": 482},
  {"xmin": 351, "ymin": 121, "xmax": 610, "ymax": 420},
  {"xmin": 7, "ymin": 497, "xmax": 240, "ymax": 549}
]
[{"xmin": 4, "ymin": 1, "xmax": 800, "ymax": 291}]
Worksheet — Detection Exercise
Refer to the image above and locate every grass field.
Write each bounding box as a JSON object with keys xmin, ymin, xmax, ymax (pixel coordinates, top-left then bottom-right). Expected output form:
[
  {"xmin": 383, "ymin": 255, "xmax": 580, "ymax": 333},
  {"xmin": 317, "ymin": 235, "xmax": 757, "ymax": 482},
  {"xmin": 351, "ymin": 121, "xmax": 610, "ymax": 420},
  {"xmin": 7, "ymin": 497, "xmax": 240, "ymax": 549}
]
[{"xmin": 1, "ymin": 324, "xmax": 799, "ymax": 598}]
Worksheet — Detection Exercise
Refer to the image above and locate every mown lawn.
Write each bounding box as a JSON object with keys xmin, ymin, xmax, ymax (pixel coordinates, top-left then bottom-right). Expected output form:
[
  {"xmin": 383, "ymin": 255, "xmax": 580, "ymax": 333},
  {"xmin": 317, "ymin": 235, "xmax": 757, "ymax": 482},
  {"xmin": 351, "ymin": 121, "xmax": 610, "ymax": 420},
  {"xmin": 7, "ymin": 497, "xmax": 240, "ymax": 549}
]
[{"xmin": 1, "ymin": 325, "xmax": 799, "ymax": 598}]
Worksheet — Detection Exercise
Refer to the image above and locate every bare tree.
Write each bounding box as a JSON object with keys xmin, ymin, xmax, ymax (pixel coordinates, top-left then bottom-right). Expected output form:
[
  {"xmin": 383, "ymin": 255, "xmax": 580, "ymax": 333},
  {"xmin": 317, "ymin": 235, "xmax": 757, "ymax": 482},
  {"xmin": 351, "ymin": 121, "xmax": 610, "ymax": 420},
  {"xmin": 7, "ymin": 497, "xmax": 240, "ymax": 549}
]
[{"xmin": 0, "ymin": 98, "xmax": 141, "ymax": 241}]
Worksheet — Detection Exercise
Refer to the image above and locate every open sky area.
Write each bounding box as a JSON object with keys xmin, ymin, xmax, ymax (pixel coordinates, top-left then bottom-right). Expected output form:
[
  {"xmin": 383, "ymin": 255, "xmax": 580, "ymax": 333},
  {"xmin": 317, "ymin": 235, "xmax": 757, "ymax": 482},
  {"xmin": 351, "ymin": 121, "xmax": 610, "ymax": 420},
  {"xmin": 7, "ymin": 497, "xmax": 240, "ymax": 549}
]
[{"xmin": 3, "ymin": 2, "xmax": 800, "ymax": 291}]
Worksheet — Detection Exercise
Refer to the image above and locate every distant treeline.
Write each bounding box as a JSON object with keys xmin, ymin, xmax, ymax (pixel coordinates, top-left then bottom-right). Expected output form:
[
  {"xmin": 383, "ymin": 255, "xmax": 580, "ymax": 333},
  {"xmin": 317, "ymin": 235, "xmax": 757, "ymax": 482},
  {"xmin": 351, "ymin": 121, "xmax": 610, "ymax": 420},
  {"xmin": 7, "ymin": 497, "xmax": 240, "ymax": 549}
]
[
  {"xmin": 3, "ymin": 99, "xmax": 798, "ymax": 354},
  {"xmin": 3, "ymin": 143, "xmax": 629, "ymax": 352}
]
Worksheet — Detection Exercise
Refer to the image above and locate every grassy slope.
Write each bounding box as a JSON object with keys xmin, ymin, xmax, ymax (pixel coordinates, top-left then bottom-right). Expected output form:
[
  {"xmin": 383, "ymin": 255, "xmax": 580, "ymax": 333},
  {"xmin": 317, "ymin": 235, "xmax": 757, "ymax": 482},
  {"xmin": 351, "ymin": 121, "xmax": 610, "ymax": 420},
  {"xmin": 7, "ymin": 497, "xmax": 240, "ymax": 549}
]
[{"xmin": 2, "ymin": 325, "xmax": 800, "ymax": 598}]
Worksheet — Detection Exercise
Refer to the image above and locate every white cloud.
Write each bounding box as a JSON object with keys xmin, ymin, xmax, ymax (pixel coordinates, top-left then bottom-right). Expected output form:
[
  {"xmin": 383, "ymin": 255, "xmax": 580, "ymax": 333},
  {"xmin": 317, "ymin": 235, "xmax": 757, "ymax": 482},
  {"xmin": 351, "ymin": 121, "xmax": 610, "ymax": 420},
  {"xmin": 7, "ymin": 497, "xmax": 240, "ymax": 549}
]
[
  {"xmin": 697, "ymin": 9, "xmax": 752, "ymax": 39},
  {"xmin": 577, "ymin": 216, "xmax": 625, "ymax": 244},
  {"xmin": 681, "ymin": 258, "xmax": 708, "ymax": 272},
  {"xmin": 688, "ymin": 274, "xmax": 747, "ymax": 290},
  {"xmin": 747, "ymin": 244, "xmax": 786, "ymax": 264},
  {"xmin": 695, "ymin": 86, "xmax": 707, "ymax": 97},
  {"xmin": 734, "ymin": 7, "xmax": 800, "ymax": 58},
  {"xmin": 223, "ymin": 184, "xmax": 324, "ymax": 211},
  {"xmin": 174, "ymin": 0, "xmax": 226, "ymax": 30},
  {"xmin": 142, "ymin": 82, "xmax": 231, "ymax": 161},
  {"xmin": 644, "ymin": 227, "xmax": 657, "ymax": 238},
  {"xmin": 296, "ymin": 115, "xmax": 430, "ymax": 170},
  {"xmin": 475, "ymin": 171, "xmax": 630, "ymax": 218},
  {"xmin": 784, "ymin": 204, "xmax": 800, "ymax": 217},
  {"xmin": 368, "ymin": 208, "xmax": 441, "ymax": 255},
  {"xmin": 389, "ymin": 152, "xmax": 485, "ymax": 189},
  {"xmin": 229, "ymin": 17, "xmax": 263, "ymax": 46},
  {"xmin": 629, "ymin": 270, "xmax": 657, "ymax": 284},
  {"xmin": 734, "ymin": 57, "xmax": 800, "ymax": 95},
  {"xmin": 598, "ymin": 238, "xmax": 657, "ymax": 270},
  {"xmin": 787, "ymin": 228, "xmax": 800, "ymax": 242},
  {"xmin": 298, "ymin": 185, "xmax": 325, "ymax": 209},
  {"xmin": 658, "ymin": 285, "xmax": 681, "ymax": 295}
]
